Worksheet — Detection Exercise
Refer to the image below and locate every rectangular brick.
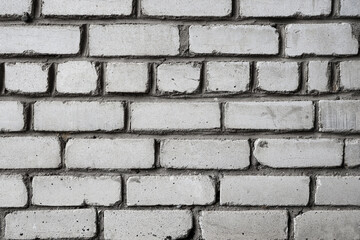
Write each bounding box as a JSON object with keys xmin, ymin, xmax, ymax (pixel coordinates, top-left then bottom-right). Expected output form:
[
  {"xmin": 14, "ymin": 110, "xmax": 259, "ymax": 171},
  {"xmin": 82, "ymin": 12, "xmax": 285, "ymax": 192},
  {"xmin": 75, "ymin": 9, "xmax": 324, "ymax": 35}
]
[
  {"xmin": 319, "ymin": 100, "xmax": 360, "ymax": 132},
  {"xmin": 127, "ymin": 175, "xmax": 215, "ymax": 206},
  {"xmin": 160, "ymin": 139, "xmax": 250, "ymax": 169},
  {"xmin": 239, "ymin": 0, "xmax": 331, "ymax": 17},
  {"xmin": 33, "ymin": 101, "xmax": 124, "ymax": 131},
  {"xmin": 130, "ymin": 102, "xmax": 220, "ymax": 131},
  {"xmin": 0, "ymin": 26, "xmax": 80, "ymax": 55},
  {"xmin": 32, "ymin": 175, "xmax": 121, "ymax": 206},
  {"xmin": 5, "ymin": 63, "xmax": 49, "ymax": 93},
  {"xmin": 340, "ymin": 0, "xmax": 360, "ymax": 16},
  {"xmin": 225, "ymin": 101, "xmax": 314, "ymax": 130},
  {"xmin": 141, "ymin": 0, "xmax": 231, "ymax": 17},
  {"xmin": 104, "ymin": 210, "xmax": 192, "ymax": 240},
  {"xmin": 285, "ymin": 23, "xmax": 358, "ymax": 56},
  {"xmin": 89, "ymin": 24, "xmax": 180, "ymax": 56},
  {"xmin": 200, "ymin": 211, "xmax": 288, "ymax": 240},
  {"xmin": 220, "ymin": 175, "xmax": 309, "ymax": 206},
  {"xmin": 0, "ymin": 137, "xmax": 60, "ymax": 169},
  {"xmin": 5, "ymin": 209, "xmax": 96, "ymax": 239},
  {"xmin": 316, "ymin": 176, "xmax": 360, "ymax": 206},
  {"xmin": 65, "ymin": 138, "xmax": 154, "ymax": 169},
  {"xmin": 345, "ymin": 139, "xmax": 360, "ymax": 167},
  {"xmin": 42, "ymin": 0, "xmax": 133, "ymax": 16},
  {"xmin": 254, "ymin": 139, "xmax": 343, "ymax": 168},
  {"xmin": 0, "ymin": 0, "xmax": 31, "ymax": 16},
  {"xmin": 189, "ymin": 25, "xmax": 279, "ymax": 55},
  {"xmin": 294, "ymin": 211, "xmax": 360, "ymax": 239},
  {"xmin": 0, "ymin": 175, "xmax": 27, "ymax": 207},
  {"xmin": 340, "ymin": 61, "xmax": 360, "ymax": 90},
  {"xmin": 0, "ymin": 101, "xmax": 24, "ymax": 131},
  {"xmin": 307, "ymin": 61, "xmax": 330, "ymax": 92}
]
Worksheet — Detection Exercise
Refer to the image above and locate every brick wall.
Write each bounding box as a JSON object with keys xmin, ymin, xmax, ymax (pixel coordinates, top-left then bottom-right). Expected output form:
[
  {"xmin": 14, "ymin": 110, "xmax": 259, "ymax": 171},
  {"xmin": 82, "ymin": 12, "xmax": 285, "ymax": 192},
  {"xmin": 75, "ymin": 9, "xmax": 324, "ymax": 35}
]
[{"xmin": 0, "ymin": 0, "xmax": 359, "ymax": 239}]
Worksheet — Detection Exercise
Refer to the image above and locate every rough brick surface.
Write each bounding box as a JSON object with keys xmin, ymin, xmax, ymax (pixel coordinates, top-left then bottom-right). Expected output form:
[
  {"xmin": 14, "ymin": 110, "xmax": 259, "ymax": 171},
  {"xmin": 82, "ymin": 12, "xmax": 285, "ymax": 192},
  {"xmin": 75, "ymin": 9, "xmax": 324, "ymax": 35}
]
[
  {"xmin": 127, "ymin": 175, "xmax": 215, "ymax": 206},
  {"xmin": 340, "ymin": 0, "xmax": 360, "ymax": 16},
  {"xmin": 104, "ymin": 210, "xmax": 193, "ymax": 240},
  {"xmin": 200, "ymin": 211, "xmax": 288, "ymax": 240},
  {"xmin": 340, "ymin": 61, "xmax": 360, "ymax": 90},
  {"xmin": 345, "ymin": 139, "xmax": 360, "ymax": 167},
  {"xmin": 0, "ymin": 0, "xmax": 32, "ymax": 16},
  {"xmin": 0, "ymin": 175, "xmax": 27, "ymax": 207},
  {"xmin": 0, "ymin": 101, "xmax": 24, "ymax": 131},
  {"xmin": 307, "ymin": 61, "xmax": 329, "ymax": 92}
]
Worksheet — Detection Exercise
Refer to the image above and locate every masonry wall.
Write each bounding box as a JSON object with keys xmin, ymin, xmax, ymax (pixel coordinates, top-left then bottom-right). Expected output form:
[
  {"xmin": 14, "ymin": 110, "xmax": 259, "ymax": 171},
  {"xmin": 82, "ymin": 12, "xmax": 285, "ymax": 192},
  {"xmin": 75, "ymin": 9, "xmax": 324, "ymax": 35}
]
[{"xmin": 0, "ymin": 0, "xmax": 359, "ymax": 239}]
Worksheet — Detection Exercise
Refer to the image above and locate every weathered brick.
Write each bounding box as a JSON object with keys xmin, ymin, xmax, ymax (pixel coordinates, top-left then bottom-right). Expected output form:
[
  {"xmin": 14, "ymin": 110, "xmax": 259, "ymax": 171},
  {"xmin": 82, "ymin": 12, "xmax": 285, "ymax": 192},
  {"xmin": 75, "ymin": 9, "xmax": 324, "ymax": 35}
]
[
  {"xmin": 225, "ymin": 101, "xmax": 314, "ymax": 130},
  {"xmin": 42, "ymin": 0, "xmax": 133, "ymax": 16},
  {"xmin": 345, "ymin": 139, "xmax": 360, "ymax": 167},
  {"xmin": 130, "ymin": 102, "xmax": 220, "ymax": 131},
  {"xmin": 0, "ymin": 101, "xmax": 24, "ymax": 131},
  {"xmin": 340, "ymin": 61, "xmax": 360, "ymax": 90},
  {"xmin": 256, "ymin": 62, "xmax": 299, "ymax": 92},
  {"xmin": 316, "ymin": 176, "xmax": 360, "ymax": 205},
  {"xmin": 319, "ymin": 100, "xmax": 360, "ymax": 132},
  {"xmin": 141, "ymin": 0, "xmax": 231, "ymax": 17},
  {"xmin": 160, "ymin": 139, "xmax": 250, "ymax": 169},
  {"xmin": 239, "ymin": 0, "xmax": 331, "ymax": 17},
  {"xmin": 56, "ymin": 61, "xmax": 98, "ymax": 94},
  {"xmin": 205, "ymin": 61, "xmax": 250, "ymax": 92},
  {"xmin": 5, "ymin": 63, "xmax": 49, "ymax": 93},
  {"xmin": 157, "ymin": 63, "xmax": 201, "ymax": 93},
  {"xmin": 189, "ymin": 25, "xmax": 279, "ymax": 55},
  {"xmin": 127, "ymin": 175, "xmax": 215, "ymax": 206},
  {"xmin": 105, "ymin": 62, "xmax": 149, "ymax": 93},
  {"xmin": 200, "ymin": 211, "xmax": 288, "ymax": 240},
  {"xmin": 285, "ymin": 23, "xmax": 358, "ymax": 56},
  {"xmin": 5, "ymin": 209, "xmax": 96, "ymax": 239},
  {"xmin": 0, "ymin": 175, "xmax": 27, "ymax": 207},
  {"xmin": 33, "ymin": 101, "xmax": 124, "ymax": 131},
  {"xmin": 220, "ymin": 176, "xmax": 309, "ymax": 206},
  {"xmin": 104, "ymin": 210, "xmax": 192, "ymax": 240},
  {"xmin": 0, "ymin": 0, "xmax": 32, "ymax": 16},
  {"xmin": 254, "ymin": 139, "xmax": 343, "ymax": 168},
  {"xmin": 65, "ymin": 138, "xmax": 154, "ymax": 169},
  {"xmin": 32, "ymin": 175, "xmax": 121, "ymax": 206},
  {"xmin": 339, "ymin": 0, "xmax": 360, "ymax": 16},
  {"xmin": 89, "ymin": 24, "xmax": 180, "ymax": 56},
  {"xmin": 0, "ymin": 137, "xmax": 61, "ymax": 169},
  {"xmin": 294, "ymin": 211, "xmax": 360, "ymax": 239},
  {"xmin": 0, "ymin": 26, "xmax": 80, "ymax": 55},
  {"xmin": 307, "ymin": 61, "xmax": 330, "ymax": 92}
]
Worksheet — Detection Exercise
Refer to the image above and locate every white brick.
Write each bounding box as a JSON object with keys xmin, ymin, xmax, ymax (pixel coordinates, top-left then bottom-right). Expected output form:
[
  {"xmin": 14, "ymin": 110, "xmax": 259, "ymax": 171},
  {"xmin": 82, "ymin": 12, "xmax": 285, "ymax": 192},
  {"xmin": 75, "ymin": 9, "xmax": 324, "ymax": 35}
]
[
  {"xmin": 340, "ymin": 61, "xmax": 360, "ymax": 90},
  {"xmin": 200, "ymin": 211, "xmax": 288, "ymax": 240},
  {"xmin": 0, "ymin": 26, "xmax": 80, "ymax": 55},
  {"xmin": 206, "ymin": 62, "xmax": 250, "ymax": 92},
  {"xmin": 0, "ymin": 136, "xmax": 60, "ymax": 169},
  {"xmin": 5, "ymin": 209, "xmax": 96, "ymax": 239},
  {"xmin": 32, "ymin": 175, "xmax": 121, "ymax": 206},
  {"xmin": 345, "ymin": 139, "xmax": 360, "ymax": 167},
  {"xmin": 256, "ymin": 62, "xmax": 299, "ymax": 92},
  {"xmin": 307, "ymin": 61, "xmax": 330, "ymax": 92},
  {"xmin": 319, "ymin": 100, "xmax": 360, "ymax": 132},
  {"xmin": 34, "ymin": 101, "xmax": 124, "ymax": 131},
  {"xmin": 316, "ymin": 176, "xmax": 360, "ymax": 205},
  {"xmin": 42, "ymin": 0, "xmax": 133, "ymax": 16},
  {"xmin": 105, "ymin": 62, "xmax": 149, "ymax": 93},
  {"xmin": 294, "ymin": 211, "xmax": 360, "ymax": 239},
  {"xmin": 240, "ymin": 0, "xmax": 331, "ymax": 17},
  {"xmin": 157, "ymin": 63, "xmax": 201, "ymax": 93},
  {"xmin": 5, "ymin": 63, "xmax": 49, "ymax": 93},
  {"xmin": 104, "ymin": 210, "xmax": 192, "ymax": 240},
  {"xmin": 189, "ymin": 25, "xmax": 279, "ymax": 55},
  {"xmin": 127, "ymin": 175, "xmax": 215, "ymax": 206},
  {"xmin": 0, "ymin": 101, "xmax": 24, "ymax": 131},
  {"xmin": 130, "ymin": 102, "xmax": 220, "ymax": 131},
  {"xmin": 0, "ymin": 175, "xmax": 27, "ymax": 207},
  {"xmin": 254, "ymin": 139, "xmax": 343, "ymax": 168},
  {"xmin": 160, "ymin": 139, "xmax": 250, "ymax": 169},
  {"xmin": 340, "ymin": 0, "xmax": 360, "ymax": 16},
  {"xmin": 0, "ymin": 0, "xmax": 32, "ymax": 16},
  {"xmin": 89, "ymin": 24, "xmax": 180, "ymax": 56},
  {"xmin": 225, "ymin": 101, "xmax": 314, "ymax": 130},
  {"xmin": 285, "ymin": 23, "xmax": 359, "ymax": 56},
  {"xmin": 56, "ymin": 61, "xmax": 98, "ymax": 94},
  {"xmin": 141, "ymin": 0, "xmax": 231, "ymax": 17},
  {"xmin": 65, "ymin": 138, "xmax": 154, "ymax": 169},
  {"xmin": 221, "ymin": 176, "xmax": 309, "ymax": 206}
]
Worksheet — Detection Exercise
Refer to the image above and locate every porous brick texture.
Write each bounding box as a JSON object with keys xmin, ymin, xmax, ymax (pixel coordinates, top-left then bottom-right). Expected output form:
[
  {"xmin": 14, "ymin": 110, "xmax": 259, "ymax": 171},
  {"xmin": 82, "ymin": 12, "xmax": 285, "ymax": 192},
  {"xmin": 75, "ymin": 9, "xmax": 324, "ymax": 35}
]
[{"xmin": 0, "ymin": 0, "xmax": 359, "ymax": 239}]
